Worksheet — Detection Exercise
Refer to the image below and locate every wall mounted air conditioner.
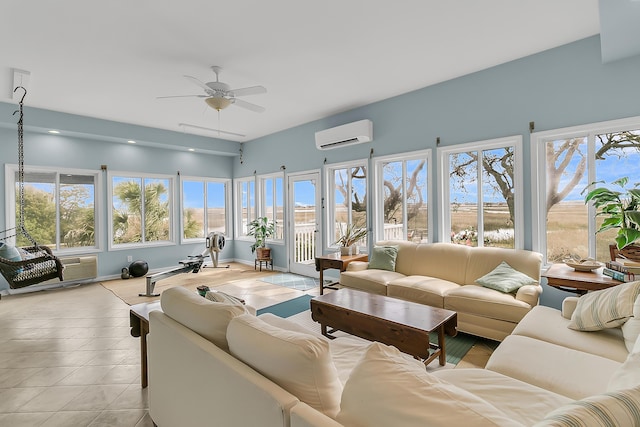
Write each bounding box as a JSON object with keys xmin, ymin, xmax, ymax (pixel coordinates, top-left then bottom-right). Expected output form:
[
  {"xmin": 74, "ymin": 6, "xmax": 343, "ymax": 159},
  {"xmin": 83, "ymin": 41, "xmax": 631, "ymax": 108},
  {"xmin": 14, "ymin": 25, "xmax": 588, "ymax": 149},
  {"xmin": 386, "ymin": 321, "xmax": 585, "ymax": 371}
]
[{"xmin": 315, "ymin": 119, "xmax": 373, "ymax": 150}]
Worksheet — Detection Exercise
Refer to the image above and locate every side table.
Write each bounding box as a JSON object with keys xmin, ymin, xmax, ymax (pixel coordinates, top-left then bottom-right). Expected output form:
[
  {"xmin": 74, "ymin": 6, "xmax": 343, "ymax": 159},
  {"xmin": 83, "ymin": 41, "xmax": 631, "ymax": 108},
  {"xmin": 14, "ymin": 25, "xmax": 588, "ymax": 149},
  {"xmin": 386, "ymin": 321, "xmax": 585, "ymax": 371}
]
[
  {"xmin": 129, "ymin": 301, "xmax": 161, "ymax": 388},
  {"xmin": 314, "ymin": 253, "xmax": 368, "ymax": 294},
  {"xmin": 255, "ymin": 257, "xmax": 273, "ymax": 271},
  {"xmin": 542, "ymin": 263, "xmax": 621, "ymax": 295}
]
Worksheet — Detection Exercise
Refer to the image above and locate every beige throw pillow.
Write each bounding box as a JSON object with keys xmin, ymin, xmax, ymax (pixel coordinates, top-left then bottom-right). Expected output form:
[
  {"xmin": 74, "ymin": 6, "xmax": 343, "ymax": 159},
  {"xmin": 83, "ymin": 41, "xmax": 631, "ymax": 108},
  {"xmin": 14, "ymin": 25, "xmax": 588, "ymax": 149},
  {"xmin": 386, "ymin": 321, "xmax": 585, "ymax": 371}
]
[
  {"xmin": 568, "ymin": 281, "xmax": 640, "ymax": 331},
  {"xmin": 337, "ymin": 342, "xmax": 520, "ymax": 427},
  {"xmin": 227, "ymin": 314, "xmax": 343, "ymax": 418},
  {"xmin": 160, "ymin": 286, "xmax": 248, "ymax": 352}
]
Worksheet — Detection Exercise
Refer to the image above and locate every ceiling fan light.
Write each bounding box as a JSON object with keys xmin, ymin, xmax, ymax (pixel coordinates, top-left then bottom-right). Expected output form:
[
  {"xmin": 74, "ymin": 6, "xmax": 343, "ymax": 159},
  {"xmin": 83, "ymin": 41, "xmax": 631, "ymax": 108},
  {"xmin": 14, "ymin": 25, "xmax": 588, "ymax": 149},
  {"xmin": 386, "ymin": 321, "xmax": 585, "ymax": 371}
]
[{"xmin": 205, "ymin": 97, "xmax": 232, "ymax": 111}]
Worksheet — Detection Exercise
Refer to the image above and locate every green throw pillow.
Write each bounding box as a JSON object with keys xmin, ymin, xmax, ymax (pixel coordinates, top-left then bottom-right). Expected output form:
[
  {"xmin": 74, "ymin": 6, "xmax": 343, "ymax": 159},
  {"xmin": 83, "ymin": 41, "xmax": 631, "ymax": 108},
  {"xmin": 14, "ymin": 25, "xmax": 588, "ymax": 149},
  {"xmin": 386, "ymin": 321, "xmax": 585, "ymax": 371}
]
[
  {"xmin": 568, "ymin": 281, "xmax": 640, "ymax": 331},
  {"xmin": 368, "ymin": 246, "xmax": 399, "ymax": 272},
  {"xmin": 475, "ymin": 261, "xmax": 537, "ymax": 293}
]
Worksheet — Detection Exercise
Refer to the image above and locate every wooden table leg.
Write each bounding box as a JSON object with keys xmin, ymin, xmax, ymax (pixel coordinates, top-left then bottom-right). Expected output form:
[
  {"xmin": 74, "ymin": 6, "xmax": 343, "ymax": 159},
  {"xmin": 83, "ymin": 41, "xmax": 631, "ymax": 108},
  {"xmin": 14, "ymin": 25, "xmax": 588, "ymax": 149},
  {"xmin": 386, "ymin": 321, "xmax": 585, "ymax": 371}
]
[
  {"xmin": 438, "ymin": 325, "xmax": 446, "ymax": 366},
  {"xmin": 140, "ymin": 321, "xmax": 149, "ymax": 388},
  {"xmin": 319, "ymin": 267, "xmax": 325, "ymax": 295}
]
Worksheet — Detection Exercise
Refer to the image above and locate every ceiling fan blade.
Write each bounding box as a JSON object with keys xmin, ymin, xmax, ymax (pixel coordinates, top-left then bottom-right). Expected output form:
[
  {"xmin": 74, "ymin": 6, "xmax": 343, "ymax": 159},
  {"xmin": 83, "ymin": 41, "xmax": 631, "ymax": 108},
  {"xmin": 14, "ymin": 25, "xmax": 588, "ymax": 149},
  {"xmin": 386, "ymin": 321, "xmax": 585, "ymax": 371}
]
[
  {"xmin": 184, "ymin": 75, "xmax": 212, "ymax": 93},
  {"xmin": 232, "ymin": 98, "xmax": 265, "ymax": 113},
  {"xmin": 229, "ymin": 85, "xmax": 267, "ymax": 97},
  {"xmin": 156, "ymin": 95, "xmax": 208, "ymax": 99}
]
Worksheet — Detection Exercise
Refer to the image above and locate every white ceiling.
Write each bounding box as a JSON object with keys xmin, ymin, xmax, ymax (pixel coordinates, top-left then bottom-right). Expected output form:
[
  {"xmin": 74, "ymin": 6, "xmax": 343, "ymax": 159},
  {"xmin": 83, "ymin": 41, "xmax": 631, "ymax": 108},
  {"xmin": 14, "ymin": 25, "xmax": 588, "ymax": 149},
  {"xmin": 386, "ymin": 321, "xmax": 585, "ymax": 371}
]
[{"xmin": 0, "ymin": 1, "xmax": 600, "ymax": 142}]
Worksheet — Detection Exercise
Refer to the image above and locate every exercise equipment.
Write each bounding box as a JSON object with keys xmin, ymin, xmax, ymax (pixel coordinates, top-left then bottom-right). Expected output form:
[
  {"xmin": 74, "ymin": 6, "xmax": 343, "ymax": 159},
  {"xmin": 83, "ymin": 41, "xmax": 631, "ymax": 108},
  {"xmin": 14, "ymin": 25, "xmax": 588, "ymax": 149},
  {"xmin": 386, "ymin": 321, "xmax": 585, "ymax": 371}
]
[
  {"xmin": 0, "ymin": 87, "xmax": 63, "ymax": 289},
  {"xmin": 139, "ymin": 232, "xmax": 228, "ymax": 297},
  {"xmin": 129, "ymin": 260, "xmax": 149, "ymax": 277}
]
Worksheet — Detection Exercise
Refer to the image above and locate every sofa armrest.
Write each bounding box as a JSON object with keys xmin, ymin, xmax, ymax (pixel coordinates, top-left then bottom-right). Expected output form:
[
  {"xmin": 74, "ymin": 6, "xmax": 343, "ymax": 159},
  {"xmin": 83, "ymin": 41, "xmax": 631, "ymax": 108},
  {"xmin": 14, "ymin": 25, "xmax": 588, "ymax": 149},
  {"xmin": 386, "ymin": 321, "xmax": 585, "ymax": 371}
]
[
  {"xmin": 515, "ymin": 284, "xmax": 542, "ymax": 307},
  {"xmin": 345, "ymin": 261, "xmax": 369, "ymax": 272},
  {"xmin": 562, "ymin": 297, "xmax": 580, "ymax": 319}
]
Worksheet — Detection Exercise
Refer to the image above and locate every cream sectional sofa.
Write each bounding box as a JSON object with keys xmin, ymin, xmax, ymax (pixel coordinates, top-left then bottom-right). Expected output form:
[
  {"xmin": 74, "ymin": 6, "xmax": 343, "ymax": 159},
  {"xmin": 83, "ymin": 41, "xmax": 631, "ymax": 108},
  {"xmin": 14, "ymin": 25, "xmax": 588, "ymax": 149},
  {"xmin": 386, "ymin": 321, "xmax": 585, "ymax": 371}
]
[
  {"xmin": 148, "ymin": 284, "xmax": 640, "ymax": 427},
  {"xmin": 340, "ymin": 241, "xmax": 543, "ymax": 341}
]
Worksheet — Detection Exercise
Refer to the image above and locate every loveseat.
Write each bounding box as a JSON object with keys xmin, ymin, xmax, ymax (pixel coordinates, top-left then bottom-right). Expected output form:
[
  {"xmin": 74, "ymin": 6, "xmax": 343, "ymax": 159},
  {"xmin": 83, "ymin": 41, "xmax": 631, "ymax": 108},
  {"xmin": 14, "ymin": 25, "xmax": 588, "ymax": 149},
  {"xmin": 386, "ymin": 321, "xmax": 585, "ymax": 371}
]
[
  {"xmin": 148, "ymin": 283, "xmax": 640, "ymax": 427},
  {"xmin": 340, "ymin": 241, "xmax": 543, "ymax": 341}
]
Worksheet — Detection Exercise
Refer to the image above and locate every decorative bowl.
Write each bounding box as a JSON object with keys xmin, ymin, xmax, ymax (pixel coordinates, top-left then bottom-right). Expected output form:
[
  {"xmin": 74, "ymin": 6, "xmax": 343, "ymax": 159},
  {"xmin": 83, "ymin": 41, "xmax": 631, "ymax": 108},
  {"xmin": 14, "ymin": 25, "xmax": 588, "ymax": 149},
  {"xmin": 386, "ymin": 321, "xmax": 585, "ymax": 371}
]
[{"xmin": 563, "ymin": 259, "xmax": 602, "ymax": 272}]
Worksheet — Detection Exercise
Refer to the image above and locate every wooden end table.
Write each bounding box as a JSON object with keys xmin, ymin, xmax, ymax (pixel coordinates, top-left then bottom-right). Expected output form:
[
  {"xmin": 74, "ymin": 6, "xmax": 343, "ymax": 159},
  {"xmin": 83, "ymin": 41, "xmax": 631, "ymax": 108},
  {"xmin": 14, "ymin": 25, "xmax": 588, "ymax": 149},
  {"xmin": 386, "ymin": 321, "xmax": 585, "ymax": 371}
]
[
  {"xmin": 130, "ymin": 301, "xmax": 161, "ymax": 388},
  {"xmin": 254, "ymin": 257, "xmax": 273, "ymax": 271},
  {"xmin": 314, "ymin": 253, "xmax": 368, "ymax": 294},
  {"xmin": 542, "ymin": 263, "xmax": 621, "ymax": 295},
  {"xmin": 310, "ymin": 288, "xmax": 457, "ymax": 366}
]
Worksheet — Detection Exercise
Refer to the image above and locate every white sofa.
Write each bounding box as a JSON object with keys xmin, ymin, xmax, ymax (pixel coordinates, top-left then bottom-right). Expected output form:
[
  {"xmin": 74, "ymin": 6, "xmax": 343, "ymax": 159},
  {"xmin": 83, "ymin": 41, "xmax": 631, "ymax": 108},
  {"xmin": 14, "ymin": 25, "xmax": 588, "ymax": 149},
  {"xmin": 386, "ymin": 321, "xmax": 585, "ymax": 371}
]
[
  {"xmin": 148, "ymin": 284, "xmax": 640, "ymax": 427},
  {"xmin": 340, "ymin": 241, "xmax": 543, "ymax": 341}
]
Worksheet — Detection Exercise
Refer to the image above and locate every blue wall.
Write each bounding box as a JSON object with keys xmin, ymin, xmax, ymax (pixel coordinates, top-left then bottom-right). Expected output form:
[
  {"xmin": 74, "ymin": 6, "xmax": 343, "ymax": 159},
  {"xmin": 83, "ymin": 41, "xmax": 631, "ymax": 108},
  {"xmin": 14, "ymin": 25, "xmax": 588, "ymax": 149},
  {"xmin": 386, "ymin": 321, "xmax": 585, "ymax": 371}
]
[{"xmin": 2, "ymin": 35, "xmax": 640, "ymax": 308}]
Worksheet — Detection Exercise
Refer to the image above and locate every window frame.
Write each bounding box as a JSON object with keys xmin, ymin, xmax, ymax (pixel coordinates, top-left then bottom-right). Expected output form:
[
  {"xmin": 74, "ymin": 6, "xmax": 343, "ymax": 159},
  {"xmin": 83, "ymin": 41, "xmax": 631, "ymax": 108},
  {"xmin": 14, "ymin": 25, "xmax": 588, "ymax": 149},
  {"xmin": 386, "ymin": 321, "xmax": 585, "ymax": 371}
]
[
  {"xmin": 4, "ymin": 164, "xmax": 102, "ymax": 254},
  {"xmin": 234, "ymin": 175, "xmax": 256, "ymax": 241},
  {"xmin": 373, "ymin": 149, "xmax": 432, "ymax": 243},
  {"xmin": 179, "ymin": 175, "xmax": 232, "ymax": 244},
  {"xmin": 324, "ymin": 158, "xmax": 369, "ymax": 252},
  {"xmin": 257, "ymin": 172, "xmax": 285, "ymax": 244},
  {"xmin": 531, "ymin": 115, "xmax": 640, "ymax": 266},
  {"xmin": 108, "ymin": 171, "xmax": 175, "ymax": 250},
  {"xmin": 437, "ymin": 135, "xmax": 524, "ymax": 249}
]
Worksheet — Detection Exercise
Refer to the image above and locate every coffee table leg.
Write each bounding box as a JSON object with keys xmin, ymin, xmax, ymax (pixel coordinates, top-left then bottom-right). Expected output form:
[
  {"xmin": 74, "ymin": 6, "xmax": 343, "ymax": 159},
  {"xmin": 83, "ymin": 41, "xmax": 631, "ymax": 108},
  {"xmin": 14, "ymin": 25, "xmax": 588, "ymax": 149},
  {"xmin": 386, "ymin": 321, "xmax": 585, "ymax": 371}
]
[{"xmin": 438, "ymin": 325, "xmax": 446, "ymax": 366}]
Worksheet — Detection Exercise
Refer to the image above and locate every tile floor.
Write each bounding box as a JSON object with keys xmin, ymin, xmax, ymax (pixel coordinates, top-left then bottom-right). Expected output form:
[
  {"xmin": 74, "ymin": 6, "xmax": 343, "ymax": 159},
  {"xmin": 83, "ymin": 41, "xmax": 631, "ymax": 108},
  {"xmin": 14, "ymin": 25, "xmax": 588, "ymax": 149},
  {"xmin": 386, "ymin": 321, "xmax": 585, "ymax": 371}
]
[{"xmin": 0, "ymin": 278, "xmax": 494, "ymax": 426}]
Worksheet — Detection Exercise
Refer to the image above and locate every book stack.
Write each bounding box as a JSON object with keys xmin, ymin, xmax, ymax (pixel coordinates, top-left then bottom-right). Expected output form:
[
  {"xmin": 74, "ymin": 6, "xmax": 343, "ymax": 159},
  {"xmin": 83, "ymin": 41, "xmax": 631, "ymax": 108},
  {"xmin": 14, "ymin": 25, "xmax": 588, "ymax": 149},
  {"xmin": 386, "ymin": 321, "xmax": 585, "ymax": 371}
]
[{"xmin": 603, "ymin": 258, "xmax": 640, "ymax": 282}]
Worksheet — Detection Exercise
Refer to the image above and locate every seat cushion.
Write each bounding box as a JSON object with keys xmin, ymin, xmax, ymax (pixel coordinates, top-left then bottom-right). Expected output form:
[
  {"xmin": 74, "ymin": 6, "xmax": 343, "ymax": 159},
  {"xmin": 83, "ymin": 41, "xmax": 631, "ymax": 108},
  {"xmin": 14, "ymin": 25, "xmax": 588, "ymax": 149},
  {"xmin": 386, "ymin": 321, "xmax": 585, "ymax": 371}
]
[
  {"xmin": 486, "ymin": 335, "xmax": 621, "ymax": 399},
  {"xmin": 227, "ymin": 314, "xmax": 343, "ymax": 418},
  {"xmin": 160, "ymin": 286, "xmax": 249, "ymax": 352},
  {"xmin": 512, "ymin": 305, "xmax": 628, "ymax": 362},
  {"xmin": 340, "ymin": 269, "xmax": 405, "ymax": 295},
  {"xmin": 387, "ymin": 276, "xmax": 460, "ymax": 308},
  {"xmin": 433, "ymin": 368, "xmax": 572, "ymax": 426},
  {"xmin": 444, "ymin": 285, "xmax": 531, "ymax": 323},
  {"xmin": 337, "ymin": 342, "xmax": 520, "ymax": 427}
]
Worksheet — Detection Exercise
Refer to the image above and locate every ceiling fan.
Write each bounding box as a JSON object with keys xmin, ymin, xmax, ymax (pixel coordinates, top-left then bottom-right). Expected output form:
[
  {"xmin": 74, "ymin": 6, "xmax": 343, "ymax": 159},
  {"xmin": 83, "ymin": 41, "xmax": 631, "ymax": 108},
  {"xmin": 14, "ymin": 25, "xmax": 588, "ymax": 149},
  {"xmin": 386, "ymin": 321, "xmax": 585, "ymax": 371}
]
[{"xmin": 158, "ymin": 66, "xmax": 266, "ymax": 113}]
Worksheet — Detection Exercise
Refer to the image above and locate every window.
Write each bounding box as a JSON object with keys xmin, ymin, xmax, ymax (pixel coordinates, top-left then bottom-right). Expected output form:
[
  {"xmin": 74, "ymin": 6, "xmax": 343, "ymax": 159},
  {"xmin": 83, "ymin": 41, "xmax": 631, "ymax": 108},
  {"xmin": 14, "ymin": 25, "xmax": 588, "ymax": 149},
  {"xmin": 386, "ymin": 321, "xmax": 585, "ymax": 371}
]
[
  {"xmin": 325, "ymin": 160, "xmax": 368, "ymax": 250},
  {"xmin": 438, "ymin": 136, "xmax": 523, "ymax": 248},
  {"xmin": 258, "ymin": 173, "xmax": 284, "ymax": 241},
  {"xmin": 235, "ymin": 176, "xmax": 255, "ymax": 239},
  {"xmin": 5, "ymin": 166, "xmax": 99, "ymax": 252},
  {"xmin": 110, "ymin": 173, "xmax": 173, "ymax": 247},
  {"xmin": 374, "ymin": 150, "xmax": 431, "ymax": 243},
  {"xmin": 181, "ymin": 177, "xmax": 230, "ymax": 241},
  {"xmin": 532, "ymin": 117, "xmax": 640, "ymax": 264}
]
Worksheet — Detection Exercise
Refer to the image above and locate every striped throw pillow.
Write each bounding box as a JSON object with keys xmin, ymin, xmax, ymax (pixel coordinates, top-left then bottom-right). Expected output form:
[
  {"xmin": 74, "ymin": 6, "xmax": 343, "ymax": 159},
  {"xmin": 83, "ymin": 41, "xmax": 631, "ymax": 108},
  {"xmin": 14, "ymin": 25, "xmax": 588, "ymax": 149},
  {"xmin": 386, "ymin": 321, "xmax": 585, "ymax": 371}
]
[
  {"xmin": 533, "ymin": 387, "xmax": 640, "ymax": 427},
  {"xmin": 568, "ymin": 281, "xmax": 640, "ymax": 331}
]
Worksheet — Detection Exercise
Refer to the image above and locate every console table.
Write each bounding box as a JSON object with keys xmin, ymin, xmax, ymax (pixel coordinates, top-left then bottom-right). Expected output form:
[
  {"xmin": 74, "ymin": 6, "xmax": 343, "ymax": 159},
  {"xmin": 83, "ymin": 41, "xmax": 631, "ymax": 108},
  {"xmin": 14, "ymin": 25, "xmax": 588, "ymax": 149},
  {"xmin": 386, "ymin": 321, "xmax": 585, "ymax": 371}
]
[
  {"xmin": 542, "ymin": 263, "xmax": 621, "ymax": 294},
  {"xmin": 314, "ymin": 253, "xmax": 368, "ymax": 294}
]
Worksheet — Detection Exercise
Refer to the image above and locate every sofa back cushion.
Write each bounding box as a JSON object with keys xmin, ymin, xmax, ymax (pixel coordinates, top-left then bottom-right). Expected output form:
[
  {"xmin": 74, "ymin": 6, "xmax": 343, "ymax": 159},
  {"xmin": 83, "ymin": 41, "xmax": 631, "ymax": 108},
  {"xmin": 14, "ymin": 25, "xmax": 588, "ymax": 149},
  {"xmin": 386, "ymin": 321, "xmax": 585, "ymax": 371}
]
[
  {"xmin": 337, "ymin": 342, "xmax": 521, "ymax": 427},
  {"xmin": 160, "ymin": 286, "xmax": 248, "ymax": 352},
  {"xmin": 465, "ymin": 247, "xmax": 542, "ymax": 286},
  {"xmin": 227, "ymin": 314, "xmax": 343, "ymax": 418}
]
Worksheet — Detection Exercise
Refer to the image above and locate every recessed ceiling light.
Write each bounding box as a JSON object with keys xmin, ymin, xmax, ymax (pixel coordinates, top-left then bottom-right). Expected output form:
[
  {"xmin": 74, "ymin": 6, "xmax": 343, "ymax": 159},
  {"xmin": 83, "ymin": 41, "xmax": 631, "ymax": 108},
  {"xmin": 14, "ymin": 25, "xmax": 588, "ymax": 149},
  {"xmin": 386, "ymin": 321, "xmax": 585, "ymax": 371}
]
[
  {"xmin": 48, "ymin": 130, "xmax": 60, "ymax": 134},
  {"xmin": 127, "ymin": 140, "xmax": 136, "ymax": 144},
  {"xmin": 188, "ymin": 148, "xmax": 195, "ymax": 152}
]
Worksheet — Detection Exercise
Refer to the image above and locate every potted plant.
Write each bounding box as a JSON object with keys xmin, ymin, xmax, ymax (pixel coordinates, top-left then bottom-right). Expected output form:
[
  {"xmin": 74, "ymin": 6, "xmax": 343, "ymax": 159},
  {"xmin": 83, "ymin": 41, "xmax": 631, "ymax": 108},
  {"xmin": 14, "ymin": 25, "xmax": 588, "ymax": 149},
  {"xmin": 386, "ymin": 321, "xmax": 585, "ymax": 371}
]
[
  {"xmin": 248, "ymin": 216, "xmax": 275, "ymax": 259},
  {"xmin": 584, "ymin": 176, "xmax": 640, "ymax": 257},
  {"xmin": 336, "ymin": 223, "xmax": 368, "ymax": 256}
]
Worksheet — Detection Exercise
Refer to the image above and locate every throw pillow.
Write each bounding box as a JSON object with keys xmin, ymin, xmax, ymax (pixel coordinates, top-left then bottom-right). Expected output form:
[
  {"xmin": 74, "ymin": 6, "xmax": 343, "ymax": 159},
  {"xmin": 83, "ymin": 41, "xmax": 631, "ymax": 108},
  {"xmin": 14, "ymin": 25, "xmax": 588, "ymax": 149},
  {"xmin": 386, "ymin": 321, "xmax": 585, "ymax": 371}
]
[
  {"xmin": 0, "ymin": 242, "xmax": 22, "ymax": 262},
  {"xmin": 367, "ymin": 245, "xmax": 399, "ymax": 272},
  {"xmin": 160, "ymin": 286, "xmax": 248, "ymax": 352},
  {"xmin": 337, "ymin": 342, "xmax": 520, "ymax": 427},
  {"xmin": 475, "ymin": 261, "xmax": 538, "ymax": 293},
  {"xmin": 568, "ymin": 281, "xmax": 640, "ymax": 331},
  {"xmin": 621, "ymin": 295, "xmax": 640, "ymax": 352},
  {"xmin": 533, "ymin": 387, "xmax": 640, "ymax": 427},
  {"xmin": 227, "ymin": 314, "xmax": 343, "ymax": 418},
  {"xmin": 608, "ymin": 331, "xmax": 640, "ymax": 392}
]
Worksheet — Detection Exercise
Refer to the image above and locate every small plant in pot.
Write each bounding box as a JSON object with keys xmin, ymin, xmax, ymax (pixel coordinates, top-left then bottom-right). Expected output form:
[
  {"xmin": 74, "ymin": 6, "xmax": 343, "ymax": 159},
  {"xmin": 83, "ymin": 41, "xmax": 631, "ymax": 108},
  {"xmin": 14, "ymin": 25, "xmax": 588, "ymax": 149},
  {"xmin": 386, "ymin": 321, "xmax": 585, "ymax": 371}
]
[
  {"xmin": 584, "ymin": 176, "xmax": 640, "ymax": 257},
  {"xmin": 248, "ymin": 216, "xmax": 275, "ymax": 259},
  {"xmin": 336, "ymin": 223, "xmax": 367, "ymax": 256}
]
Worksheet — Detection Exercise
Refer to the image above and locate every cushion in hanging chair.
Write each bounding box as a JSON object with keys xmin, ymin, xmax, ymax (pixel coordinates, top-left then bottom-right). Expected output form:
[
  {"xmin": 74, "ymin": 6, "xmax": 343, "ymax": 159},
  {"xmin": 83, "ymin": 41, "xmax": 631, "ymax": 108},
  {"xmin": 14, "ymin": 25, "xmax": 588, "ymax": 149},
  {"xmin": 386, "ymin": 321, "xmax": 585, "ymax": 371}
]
[{"xmin": 0, "ymin": 242, "xmax": 22, "ymax": 262}]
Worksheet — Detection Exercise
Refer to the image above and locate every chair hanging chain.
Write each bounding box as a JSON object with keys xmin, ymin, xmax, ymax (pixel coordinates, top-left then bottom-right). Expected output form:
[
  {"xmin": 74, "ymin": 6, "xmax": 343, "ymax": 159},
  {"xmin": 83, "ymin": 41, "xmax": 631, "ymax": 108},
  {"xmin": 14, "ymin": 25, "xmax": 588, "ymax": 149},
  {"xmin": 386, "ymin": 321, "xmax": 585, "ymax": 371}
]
[{"xmin": 13, "ymin": 86, "xmax": 37, "ymax": 247}]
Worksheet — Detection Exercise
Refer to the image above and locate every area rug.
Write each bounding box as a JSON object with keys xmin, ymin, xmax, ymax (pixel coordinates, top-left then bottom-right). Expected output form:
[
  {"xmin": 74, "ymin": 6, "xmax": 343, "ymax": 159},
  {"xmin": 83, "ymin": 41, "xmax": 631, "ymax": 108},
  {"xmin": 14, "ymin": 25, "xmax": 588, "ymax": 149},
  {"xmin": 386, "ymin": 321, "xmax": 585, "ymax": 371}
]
[
  {"xmin": 259, "ymin": 273, "xmax": 319, "ymax": 291},
  {"xmin": 257, "ymin": 294, "xmax": 314, "ymax": 317},
  {"xmin": 284, "ymin": 309, "xmax": 476, "ymax": 366},
  {"xmin": 101, "ymin": 262, "xmax": 277, "ymax": 305}
]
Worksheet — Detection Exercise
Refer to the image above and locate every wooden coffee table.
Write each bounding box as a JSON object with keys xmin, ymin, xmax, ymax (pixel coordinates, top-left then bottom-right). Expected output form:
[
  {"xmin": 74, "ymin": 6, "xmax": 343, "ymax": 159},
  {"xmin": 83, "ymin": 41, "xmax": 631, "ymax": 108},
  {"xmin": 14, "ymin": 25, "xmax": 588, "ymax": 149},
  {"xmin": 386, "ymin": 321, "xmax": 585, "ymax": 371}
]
[{"xmin": 310, "ymin": 288, "xmax": 457, "ymax": 366}]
